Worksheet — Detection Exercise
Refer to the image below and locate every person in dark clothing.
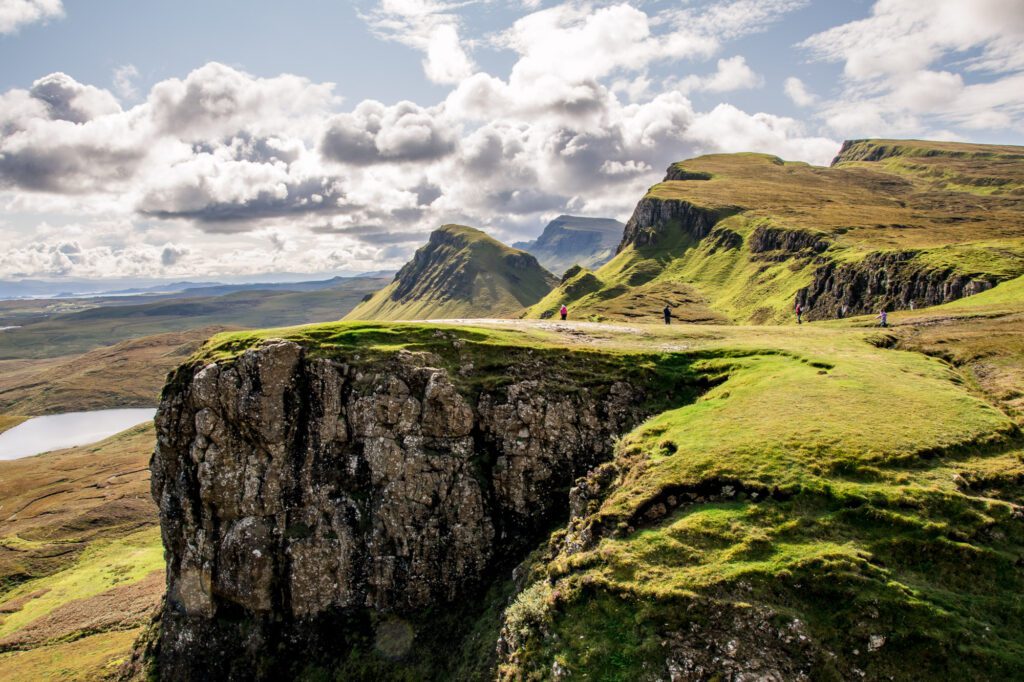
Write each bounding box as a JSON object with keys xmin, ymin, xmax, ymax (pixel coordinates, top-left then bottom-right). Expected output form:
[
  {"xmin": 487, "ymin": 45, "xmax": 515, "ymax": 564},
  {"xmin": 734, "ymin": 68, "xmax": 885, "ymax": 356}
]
[
  {"xmin": 663, "ymin": 305, "xmax": 672, "ymax": 325},
  {"xmin": 795, "ymin": 302, "xmax": 803, "ymax": 324}
]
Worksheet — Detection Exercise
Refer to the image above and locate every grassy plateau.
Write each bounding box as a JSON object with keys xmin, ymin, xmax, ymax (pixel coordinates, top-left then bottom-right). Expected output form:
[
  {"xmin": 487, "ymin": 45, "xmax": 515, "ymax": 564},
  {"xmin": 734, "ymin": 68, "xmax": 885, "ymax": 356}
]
[
  {"xmin": 531, "ymin": 140, "xmax": 1024, "ymax": 324},
  {"xmin": 187, "ymin": 273, "xmax": 1024, "ymax": 680}
]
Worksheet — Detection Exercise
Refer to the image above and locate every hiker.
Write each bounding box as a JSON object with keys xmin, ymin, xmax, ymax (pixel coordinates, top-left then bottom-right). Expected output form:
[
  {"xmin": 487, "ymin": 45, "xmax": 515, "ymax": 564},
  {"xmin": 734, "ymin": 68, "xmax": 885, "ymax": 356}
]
[
  {"xmin": 795, "ymin": 302, "xmax": 803, "ymax": 324},
  {"xmin": 663, "ymin": 304, "xmax": 672, "ymax": 325},
  {"xmin": 560, "ymin": 304, "xmax": 568, "ymax": 321},
  {"xmin": 878, "ymin": 309, "xmax": 888, "ymax": 328}
]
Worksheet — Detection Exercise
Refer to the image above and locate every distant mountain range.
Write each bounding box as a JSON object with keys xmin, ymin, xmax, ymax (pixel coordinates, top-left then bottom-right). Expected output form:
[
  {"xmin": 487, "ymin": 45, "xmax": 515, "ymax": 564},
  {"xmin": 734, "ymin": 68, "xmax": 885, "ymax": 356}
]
[
  {"xmin": 513, "ymin": 214, "xmax": 625, "ymax": 275},
  {"xmin": 0, "ymin": 275, "xmax": 390, "ymax": 359},
  {"xmin": 0, "ymin": 271, "xmax": 394, "ymax": 301}
]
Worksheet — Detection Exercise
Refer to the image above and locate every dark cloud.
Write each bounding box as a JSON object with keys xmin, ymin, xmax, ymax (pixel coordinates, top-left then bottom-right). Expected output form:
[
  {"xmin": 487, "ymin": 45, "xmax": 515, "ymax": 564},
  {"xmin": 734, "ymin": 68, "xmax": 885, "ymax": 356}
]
[
  {"xmin": 161, "ymin": 244, "xmax": 188, "ymax": 266},
  {"xmin": 0, "ymin": 143, "xmax": 145, "ymax": 193},
  {"xmin": 489, "ymin": 187, "xmax": 569, "ymax": 214},
  {"xmin": 413, "ymin": 180, "xmax": 442, "ymax": 206},
  {"xmin": 138, "ymin": 176, "xmax": 353, "ymax": 230},
  {"xmin": 311, "ymin": 223, "xmax": 425, "ymax": 246}
]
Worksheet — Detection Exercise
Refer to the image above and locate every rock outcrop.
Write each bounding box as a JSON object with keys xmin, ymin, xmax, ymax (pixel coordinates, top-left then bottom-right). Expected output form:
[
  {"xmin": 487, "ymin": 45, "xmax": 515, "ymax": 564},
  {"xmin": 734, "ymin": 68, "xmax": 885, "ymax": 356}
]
[
  {"xmin": 151, "ymin": 338, "xmax": 687, "ymax": 679},
  {"xmin": 795, "ymin": 250, "xmax": 996, "ymax": 319},
  {"xmin": 749, "ymin": 225, "xmax": 830, "ymax": 255},
  {"xmin": 617, "ymin": 196, "xmax": 738, "ymax": 252}
]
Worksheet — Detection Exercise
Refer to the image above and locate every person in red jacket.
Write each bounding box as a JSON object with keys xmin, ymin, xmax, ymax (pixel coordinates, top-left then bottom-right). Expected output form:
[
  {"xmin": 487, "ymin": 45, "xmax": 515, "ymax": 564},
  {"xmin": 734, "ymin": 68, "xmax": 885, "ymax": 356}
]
[
  {"xmin": 795, "ymin": 302, "xmax": 803, "ymax": 324},
  {"xmin": 560, "ymin": 304, "xmax": 568, "ymax": 321}
]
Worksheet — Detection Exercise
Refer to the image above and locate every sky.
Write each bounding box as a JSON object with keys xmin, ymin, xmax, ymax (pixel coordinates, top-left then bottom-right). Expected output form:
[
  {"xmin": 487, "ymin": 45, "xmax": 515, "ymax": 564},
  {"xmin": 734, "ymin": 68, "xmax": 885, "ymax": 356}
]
[{"xmin": 1, "ymin": 0, "xmax": 1023, "ymax": 281}]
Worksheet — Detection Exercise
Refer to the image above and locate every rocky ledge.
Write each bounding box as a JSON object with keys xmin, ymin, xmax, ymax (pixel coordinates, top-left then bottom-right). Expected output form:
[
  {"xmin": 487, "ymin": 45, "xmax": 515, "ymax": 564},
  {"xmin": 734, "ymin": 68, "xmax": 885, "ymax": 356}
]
[
  {"xmin": 150, "ymin": 337, "xmax": 694, "ymax": 679},
  {"xmin": 617, "ymin": 196, "xmax": 738, "ymax": 252}
]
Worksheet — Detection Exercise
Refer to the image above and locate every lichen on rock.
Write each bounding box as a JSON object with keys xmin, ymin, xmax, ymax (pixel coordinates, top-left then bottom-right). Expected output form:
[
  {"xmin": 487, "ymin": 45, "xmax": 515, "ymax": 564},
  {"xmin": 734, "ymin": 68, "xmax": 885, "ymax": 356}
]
[{"xmin": 151, "ymin": 337, "xmax": 689, "ymax": 679}]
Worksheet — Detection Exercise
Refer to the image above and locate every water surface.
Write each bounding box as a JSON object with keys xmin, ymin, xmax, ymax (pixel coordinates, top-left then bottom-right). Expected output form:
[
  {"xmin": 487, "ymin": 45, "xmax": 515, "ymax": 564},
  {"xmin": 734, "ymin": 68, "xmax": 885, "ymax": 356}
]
[{"xmin": 0, "ymin": 408, "xmax": 156, "ymax": 460}]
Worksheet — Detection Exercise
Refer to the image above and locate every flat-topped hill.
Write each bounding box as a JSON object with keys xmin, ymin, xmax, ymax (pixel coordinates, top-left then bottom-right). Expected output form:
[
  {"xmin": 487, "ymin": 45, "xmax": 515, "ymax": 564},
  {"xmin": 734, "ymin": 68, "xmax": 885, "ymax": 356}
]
[
  {"xmin": 532, "ymin": 139, "xmax": 1024, "ymax": 324},
  {"xmin": 513, "ymin": 214, "xmax": 625, "ymax": 275},
  {"xmin": 647, "ymin": 141, "xmax": 1023, "ymax": 249},
  {"xmin": 345, "ymin": 224, "xmax": 557, "ymax": 321}
]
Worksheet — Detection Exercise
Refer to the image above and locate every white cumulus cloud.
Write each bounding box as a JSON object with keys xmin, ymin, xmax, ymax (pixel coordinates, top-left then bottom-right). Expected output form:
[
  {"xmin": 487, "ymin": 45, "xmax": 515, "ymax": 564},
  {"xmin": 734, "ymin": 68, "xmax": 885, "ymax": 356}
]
[
  {"xmin": 801, "ymin": 0, "xmax": 1024, "ymax": 135},
  {"xmin": 784, "ymin": 77, "xmax": 816, "ymax": 107},
  {"xmin": 0, "ymin": 0, "xmax": 63, "ymax": 34}
]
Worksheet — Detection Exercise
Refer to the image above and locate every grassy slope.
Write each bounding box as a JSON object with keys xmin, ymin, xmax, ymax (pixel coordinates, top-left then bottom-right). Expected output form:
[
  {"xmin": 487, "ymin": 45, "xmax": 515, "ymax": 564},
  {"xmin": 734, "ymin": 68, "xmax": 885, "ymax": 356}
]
[
  {"xmin": 869, "ymin": 274, "xmax": 1024, "ymax": 421},
  {"xmin": 533, "ymin": 141, "xmax": 1024, "ymax": 324},
  {"xmin": 527, "ymin": 225, "xmax": 731, "ymax": 324},
  {"xmin": 0, "ymin": 416, "xmax": 27, "ymax": 435},
  {"xmin": 0, "ymin": 326, "xmax": 233, "ymax": 415},
  {"xmin": 346, "ymin": 225, "xmax": 556, "ymax": 321},
  {"xmin": 193, "ymin": 310, "xmax": 1023, "ymax": 680},
  {"xmin": 0, "ymin": 424, "xmax": 160, "ymax": 680},
  {"xmin": 0, "ymin": 277, "xmax": 386, "ymax": 360},
  {"xmin": 517, "ymin": 283, "xmax": 1024, "ymax": 679}
]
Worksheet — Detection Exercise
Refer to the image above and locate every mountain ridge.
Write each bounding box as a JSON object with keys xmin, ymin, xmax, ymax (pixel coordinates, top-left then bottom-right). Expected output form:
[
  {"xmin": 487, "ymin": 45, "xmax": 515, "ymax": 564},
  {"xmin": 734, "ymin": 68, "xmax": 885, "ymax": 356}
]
[
  {"xmin": 530, "ymin": 138, "xmax": 1024, "ymax": 323},
  {"xmin": 345, "ymin": 224, "xmax": 557, "ymax": 321}
]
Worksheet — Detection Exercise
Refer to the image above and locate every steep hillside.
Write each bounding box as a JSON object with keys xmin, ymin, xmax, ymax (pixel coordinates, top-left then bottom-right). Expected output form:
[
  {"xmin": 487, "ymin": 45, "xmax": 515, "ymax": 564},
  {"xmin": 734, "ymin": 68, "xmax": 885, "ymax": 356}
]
[
  {"xmin": 0, "ymin": 424, "xmax": 161, "ymax": 681},
  {"xmin": 513, "ymin": 215, "xmax": 625, "ymax": 275},
  {"xmin": 0, "ymin": 326, "xmax": 235, "ymax": 416},
  {"xmin": 141, "ymin": 313, "xmax": 1024, "ymax": 679},
  {"xmin": 530, "ymin": 139, "xmax": 1024, "ymax": 323},
  {"xmin": 345, "ymin": 225, "xmax": 557, "ymax": 321}
]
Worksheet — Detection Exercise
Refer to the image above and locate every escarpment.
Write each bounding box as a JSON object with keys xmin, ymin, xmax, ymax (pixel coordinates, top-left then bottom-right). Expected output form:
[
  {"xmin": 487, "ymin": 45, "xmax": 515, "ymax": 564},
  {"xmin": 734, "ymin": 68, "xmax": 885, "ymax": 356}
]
[
  {"xmin": 795, "ymin": 250, "xmax": 997, "ymax": 319},
  {"xmin": 538, "ymin": 141, "xmax": 1024, "ymax": 323},
  {"xmin": 345, "ymin": 224, "xmax": 557, "ymax": 321},
  {"xmin": 617, "ymin": 195, "xmax": 737, "ymax": 252},
  {"xmin": 150, "ymin": 336, "xmax": 698, "ymax": 679}
]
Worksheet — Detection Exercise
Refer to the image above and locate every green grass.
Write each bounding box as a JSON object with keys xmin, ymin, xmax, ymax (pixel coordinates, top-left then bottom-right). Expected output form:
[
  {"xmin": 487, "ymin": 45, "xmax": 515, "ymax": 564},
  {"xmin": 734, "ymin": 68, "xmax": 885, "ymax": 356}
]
[
  {"xmin": 395, "ymin": 317, "xmax": 1024, "ymax": 679},
  {"xmin": 0, "ymin": 628, "xmax": 142, "ymax": 681},
  {"xmin": 536, "ymin": 139, "xmax": 1024, "ymax": 324},
  {"xmin": 346, "ymin": 225, "xmax": 556, "ymax": 321},
  {"xmin": 0, "ymin": 527, "xmax": 162, "ymax": 639},
  {"xmin": 939, "ymin": 274, "xmax": 1024, "ymax": 310},
  {"xmin": 0, "ymin": 423, "xmax": 160, "ymax": 680}
]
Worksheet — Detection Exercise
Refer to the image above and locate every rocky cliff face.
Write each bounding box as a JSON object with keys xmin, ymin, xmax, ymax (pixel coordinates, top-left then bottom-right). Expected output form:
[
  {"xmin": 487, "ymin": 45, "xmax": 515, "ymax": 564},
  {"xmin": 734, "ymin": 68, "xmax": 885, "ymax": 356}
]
[
  {"xmin": 617, "ymin": 196, "xmax": 736, "ymax": 252},
  {"xmin": 795, "ymin": 250, "xmax": 996, "ymax": 319},
  {"xmin": 748, "ymin": 225, "xmax": 830, "ymax": 256},
  {"xmin": 151, "ymin": 338, "xmax": 691, "ymax": 679}
]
